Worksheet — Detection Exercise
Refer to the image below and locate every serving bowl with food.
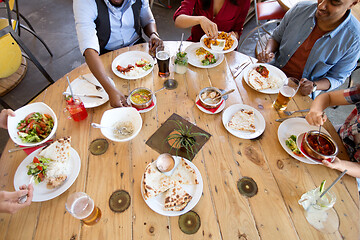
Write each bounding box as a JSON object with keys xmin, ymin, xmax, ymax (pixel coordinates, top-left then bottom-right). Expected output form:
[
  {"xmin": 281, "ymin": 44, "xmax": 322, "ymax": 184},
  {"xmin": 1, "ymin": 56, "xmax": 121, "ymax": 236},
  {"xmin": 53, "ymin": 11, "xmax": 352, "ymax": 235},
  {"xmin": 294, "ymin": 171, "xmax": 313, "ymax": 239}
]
[
  {"xmin": 128, "ymin": 87, "xmax": 153, "ymax": 110},
  {"xmin": 8, "ymin": 102, "xmax": 58, "ymax": 147},
  {"xmin": 99, "ymin": 107, "xmax": 142, "ymax": 142},
  {"xmin": 199, "ymin": 87, "xmax": 223, "ymax": 109}
]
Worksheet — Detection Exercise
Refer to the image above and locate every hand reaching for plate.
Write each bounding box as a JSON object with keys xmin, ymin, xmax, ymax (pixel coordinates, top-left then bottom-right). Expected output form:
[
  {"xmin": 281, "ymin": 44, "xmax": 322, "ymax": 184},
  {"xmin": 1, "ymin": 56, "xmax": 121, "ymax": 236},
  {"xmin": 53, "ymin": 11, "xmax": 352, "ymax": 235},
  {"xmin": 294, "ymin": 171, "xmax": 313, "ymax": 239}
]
[{"xmin": 200, "ymin": 16, "xmax": 218, "ymax": 38}]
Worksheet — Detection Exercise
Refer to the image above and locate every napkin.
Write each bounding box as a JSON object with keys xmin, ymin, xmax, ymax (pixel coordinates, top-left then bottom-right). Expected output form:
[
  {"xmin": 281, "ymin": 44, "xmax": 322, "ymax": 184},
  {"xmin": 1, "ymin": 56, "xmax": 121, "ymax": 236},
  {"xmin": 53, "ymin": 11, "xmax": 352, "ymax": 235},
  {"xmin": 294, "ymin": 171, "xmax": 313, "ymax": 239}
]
[
  {"xmin": 20, "ymin": 140, "xmax": 53, "ymax": 155},
  {"xmin": 196, "ymin": 99, "xmax": 224, "ymax": 113},
  {"xmin": 133, "ymin": 101, "xmax": 155, "ymax": 111}
]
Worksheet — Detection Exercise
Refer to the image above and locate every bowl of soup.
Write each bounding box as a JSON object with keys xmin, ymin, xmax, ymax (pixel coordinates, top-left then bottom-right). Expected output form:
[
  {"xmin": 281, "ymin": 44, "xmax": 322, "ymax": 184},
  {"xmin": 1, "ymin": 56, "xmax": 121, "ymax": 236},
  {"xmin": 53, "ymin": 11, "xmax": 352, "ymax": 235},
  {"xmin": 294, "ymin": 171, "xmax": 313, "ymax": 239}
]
[
  {"xmin": 301, "ymin": 130, "xmax": 338, "ymax": 162},
  {"xmin": 129, "ymin": 87, "xmax": 153, "ymax": 109},
  {"xmin": 199, "ymin": 87, "xmax": 223, "ymax": 109}
]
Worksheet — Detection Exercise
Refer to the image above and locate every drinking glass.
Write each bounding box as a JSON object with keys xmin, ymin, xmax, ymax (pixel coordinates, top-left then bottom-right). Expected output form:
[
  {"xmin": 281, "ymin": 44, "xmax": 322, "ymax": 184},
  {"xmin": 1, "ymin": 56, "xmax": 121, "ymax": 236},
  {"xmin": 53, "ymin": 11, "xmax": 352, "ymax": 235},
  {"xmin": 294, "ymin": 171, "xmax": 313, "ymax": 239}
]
[
  {"xmin": 298, "ymin": 187, "xmax": 339, "ymax": 233},
  {"xmin": 65, "ymin": 192, "xmax": 102, "ymax": 225},
  {"xmin": 174, "ymin": 51, "xmax": 188, "ymax": 75},
  {"xmin": 65, "ymin": 96, "xmax": 88, "ymax": 121},
  {"xmin": 273, "ymin": 77, "xmax": 300, "ymax": 110},
  {"xmin": 156, "ymin": 46, "xmax": 170, "ymax": 78}
]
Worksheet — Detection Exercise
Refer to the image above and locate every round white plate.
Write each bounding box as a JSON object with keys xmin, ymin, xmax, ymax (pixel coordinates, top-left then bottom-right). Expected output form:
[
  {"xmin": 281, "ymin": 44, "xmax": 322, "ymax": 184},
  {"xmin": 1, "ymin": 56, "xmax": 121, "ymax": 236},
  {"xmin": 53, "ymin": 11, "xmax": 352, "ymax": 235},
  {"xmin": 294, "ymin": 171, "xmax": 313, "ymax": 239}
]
[
  {"xmin": 185, "ymin": 43, "xmax": 224, "ymax": 69},
  {"xmin": 141, "ymin": 156, "xmax": 203, "ymax": 216},
  {"xmin": 243, "ymin": 63, "xmax": 287, "ymax": 94},
  {"xmin": 222, "ymin": 104, "xmax": 265, "ymax": 139},
  {"xmin": 277, "ymin": 118, "xmax": 330, "ymax": 164},
  {"xmin": 127, "ymin": 94, "xmax": 157, "ymax": 113},
  {"xmin": 13, "ymin": 147, "xmax": 81, "ymax": 202},
  {"xmin": 66, "ymin": 74, "xmax": 115, "ymax": 108},
  {"xmin": 195, "ymin": 95, "xmax": 225, "ymax": 114},
  {"xmin": 112, "ymin": 51, "xmax": 154, "ymax": 80},
  {"xmin": 200, "ymin": 33, "xmax": 238, "ymax": 54}
]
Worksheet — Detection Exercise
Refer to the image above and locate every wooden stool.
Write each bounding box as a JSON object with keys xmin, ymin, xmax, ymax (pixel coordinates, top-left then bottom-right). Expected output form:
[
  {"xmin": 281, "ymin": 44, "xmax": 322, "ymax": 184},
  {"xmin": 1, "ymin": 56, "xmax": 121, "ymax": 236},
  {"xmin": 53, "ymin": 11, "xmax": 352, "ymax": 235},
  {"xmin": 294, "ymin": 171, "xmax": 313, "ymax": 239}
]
[{"xmin": 0, "ymin": 56, "xmax": 27, "ymax": 96}]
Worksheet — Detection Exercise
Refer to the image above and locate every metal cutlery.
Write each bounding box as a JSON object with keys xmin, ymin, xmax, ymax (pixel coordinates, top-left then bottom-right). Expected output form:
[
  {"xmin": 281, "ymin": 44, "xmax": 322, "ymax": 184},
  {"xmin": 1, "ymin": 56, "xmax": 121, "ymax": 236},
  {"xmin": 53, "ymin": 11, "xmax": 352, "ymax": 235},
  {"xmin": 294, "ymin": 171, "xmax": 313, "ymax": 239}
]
[
  {"xmin": 80, "ymin": 75, "xmax": 104, "ymax": 91},
  {"xmin": 62, "ymin": 92, "xmax": 103, "ymax": 99},
  {"xmin": 8, "ymin": 142, "xmax": 51, "ymax": 153},
  {"xmin": 18, "ymin": 176, "xmax": 34, "ymax": 204},
  {"xmin": 284, "ymin": 109, "xmax": 310, "ymax": 116},
  {"xmin": 234, "ymin": 61, "xmax": 251, "ymax": 78},
  {"xmin": 275, "ymin": 116, "xmax": 305, "ymax": 122}
]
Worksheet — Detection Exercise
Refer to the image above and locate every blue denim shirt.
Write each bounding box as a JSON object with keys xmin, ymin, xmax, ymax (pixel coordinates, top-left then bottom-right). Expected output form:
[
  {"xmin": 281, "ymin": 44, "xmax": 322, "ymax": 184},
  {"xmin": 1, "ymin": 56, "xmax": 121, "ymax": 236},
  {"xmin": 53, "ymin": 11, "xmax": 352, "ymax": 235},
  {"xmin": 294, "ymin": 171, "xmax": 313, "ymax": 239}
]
[{"xmin": 272, "ymin": 2, "xmax": 360, "ymax": 96}]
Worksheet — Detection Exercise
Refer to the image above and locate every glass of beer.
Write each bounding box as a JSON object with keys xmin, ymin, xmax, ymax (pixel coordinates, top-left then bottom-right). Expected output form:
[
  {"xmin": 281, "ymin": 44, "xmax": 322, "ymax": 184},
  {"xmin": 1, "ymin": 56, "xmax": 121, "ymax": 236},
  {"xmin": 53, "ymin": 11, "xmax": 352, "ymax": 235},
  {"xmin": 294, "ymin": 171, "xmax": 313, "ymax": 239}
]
[
  {"xmin": 156, "ymin": 45, "xmax": 170, "ymax": 78},
  {"xmin": 273, "ymin": 77, "xmax": 300, "ymax": 110},
  {"xmin": 65, "ymin": 192, "xmax": 102, "ymax": 225}
]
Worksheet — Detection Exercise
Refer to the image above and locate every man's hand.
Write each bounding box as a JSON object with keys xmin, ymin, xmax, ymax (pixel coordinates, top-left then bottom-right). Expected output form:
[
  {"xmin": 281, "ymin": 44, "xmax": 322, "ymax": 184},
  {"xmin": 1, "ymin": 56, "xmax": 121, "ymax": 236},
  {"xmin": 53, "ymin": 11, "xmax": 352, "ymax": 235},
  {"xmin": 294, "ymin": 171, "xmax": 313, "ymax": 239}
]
[
  {"xmin": 299, "ymin": 78, "xmax": 315, "ymax": 96},
  {"xmin": 149, "ymin": 33, "xmax": 163, "ymax": 57},
  {"xmin": 257, "ymin": 50, "xmax": 275, "ymax": 63},
  {"xmin": 0, "ymin": 184, "xmax": 33, "ymax": 214},
  {"xmin": 199, "ymin": 16, "xmax": 218, "ymax": 38},
  {"xmin": 108, "ymin": 88, "xmax": 129, "ymax": 108},
  {"xmin": 0, "ymin": 109, "xmax": 15, "ymax": 129}
]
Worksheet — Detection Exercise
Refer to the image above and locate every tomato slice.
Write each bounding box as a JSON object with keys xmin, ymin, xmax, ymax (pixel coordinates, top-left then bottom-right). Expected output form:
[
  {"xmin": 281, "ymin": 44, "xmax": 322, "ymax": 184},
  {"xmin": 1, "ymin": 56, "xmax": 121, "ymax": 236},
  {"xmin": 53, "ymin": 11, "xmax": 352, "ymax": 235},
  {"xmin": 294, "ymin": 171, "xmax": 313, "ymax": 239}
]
[
  {"xmin": 33, "ymin": 157, "xmax": 40, "ymax": 163},
  {"xmin": 38, "ymin": 172, "xmax": 44, "ymax": 181},
  {"xmin": 36, "ymin": 165, "xmax": 43, "ymax": 171}
]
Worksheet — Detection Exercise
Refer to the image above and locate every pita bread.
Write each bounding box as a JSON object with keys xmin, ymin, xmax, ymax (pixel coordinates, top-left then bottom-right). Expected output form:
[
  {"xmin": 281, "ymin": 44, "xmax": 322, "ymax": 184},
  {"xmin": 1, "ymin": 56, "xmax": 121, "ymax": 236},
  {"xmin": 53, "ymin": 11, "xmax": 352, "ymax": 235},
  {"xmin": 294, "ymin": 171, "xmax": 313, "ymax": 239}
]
[
  {"xmin": 228, "ymin": 109, "xmax": 256, "ymax": 132},
  {"xmin": 171, "ymin": 158, "xmax": 198, "ymax": 185},
  {"xmin": 164, "ymin": 185, "xmax": 192, "ymax": 211},
  {"xmin": 143, "ymin": 162, "xmax": 176, "ymax": 200},
  {"xmin": 39, "ymin": 137, "xmax": 71, "ymax": 163},
  {"xmin": 248, "ymin": 67, "xmax": 280, "ymax": 90}
]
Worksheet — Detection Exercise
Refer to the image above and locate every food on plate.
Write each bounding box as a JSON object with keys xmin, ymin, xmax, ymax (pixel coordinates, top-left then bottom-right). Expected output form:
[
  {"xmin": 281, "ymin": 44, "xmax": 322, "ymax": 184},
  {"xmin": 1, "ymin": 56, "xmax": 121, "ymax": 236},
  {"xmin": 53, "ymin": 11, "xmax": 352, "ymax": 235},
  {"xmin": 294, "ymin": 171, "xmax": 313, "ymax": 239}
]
[
  {"xmin": 164, "ymin": 185, "xmax": 192, "ymax": 211},
  {"xmin": 27, "ymin": 137, "xmax": 71, "ymax": 188},
  {"xmin": 171, "ymin": 158, "xmax": 198, "ymax": 185},
  {"xmin": 130, "ymin": 89, "xmax": 152, "ymax": 104},
  {"xmin": 203, "ymin": 32, "xmax": 234, "ymax": 51},
  {"xmin": 228, "ymin": 109, "xmax": 256, "ymax": 132},
  {"xmin": 195, "ymin": 47, "xmax": 216, "ymax": 66},
  {"xmin": 156, "ymin": 153, "xmax": 175, "ymax": 172},
  {"xmin": 285, "ymin": 135, "xmax": 303, "ymax": 157},
  {"xmin": 307, "ymin": 134, "xmax": 335, "ymax": 156},
  {"xmin": 17, "ymin": 112, "xmax": 54, "ymax": 143},
  {"xmin": 112, "ymin": 121, "xmax": 134, "ymax": 140},
  {"xmin": 116, "ymin": 59, "xmax": 152, "ymax": 77},
  {"xmin": 248, "ymin": 65, "xmax": 282, "ymax": 90}
]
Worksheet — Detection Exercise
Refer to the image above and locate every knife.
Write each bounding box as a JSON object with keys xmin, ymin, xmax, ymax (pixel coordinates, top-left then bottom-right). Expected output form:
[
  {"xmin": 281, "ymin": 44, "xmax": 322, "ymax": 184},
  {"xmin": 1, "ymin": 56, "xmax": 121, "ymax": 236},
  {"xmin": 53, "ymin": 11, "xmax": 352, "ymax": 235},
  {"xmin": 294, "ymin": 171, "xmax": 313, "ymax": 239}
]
[
  {"xmin": 275, "ymin": 116, "xmax": 306, "ymax": 122},
  {"xmin": 62, "ymin": 92, "xmax": 103, "ymax": 99},
  {"xmin": 233, "ymin": 61, "xmax": 251, "ymax": 78}
]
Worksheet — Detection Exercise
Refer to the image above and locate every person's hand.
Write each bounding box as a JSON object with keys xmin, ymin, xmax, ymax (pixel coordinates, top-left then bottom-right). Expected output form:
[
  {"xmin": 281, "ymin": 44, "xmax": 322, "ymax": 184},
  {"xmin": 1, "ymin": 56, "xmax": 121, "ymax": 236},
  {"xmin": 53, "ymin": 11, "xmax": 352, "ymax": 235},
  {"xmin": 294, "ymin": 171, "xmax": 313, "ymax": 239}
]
[
  {"xmin": 149, "ymin": 33, "xmax": 163, "ymax": 57},
  {"xmin": 229, "ymin": 31, "xmax": 239, "ymax": 40},
  {"xmin": 0, "ymin": 184, "xmax": 33, "ymax": 214},
  {"xmin": 299, "ymin": 78, "xmax": 315, "ymax": 96},
  {"xmin": 306, "ymin": 110, "xmax": 327, "ymax": 126},
  {"xmin": 322, "ymin": 157, "xmax": 344, "ymax": 171},
  {"xmin": 108, "ymin": 88, "xmax": 129, "ymax": 108},
  {"xmin": 257, "ymin": 50, "xmax": 275, "ymax": 63},
  {"xmin": 199, "ymin": 16, "xmax": 218, "ymax": 38},
  {"xmin": 0, "ymin": 109, "xmax": 15, "ymax": 129}
]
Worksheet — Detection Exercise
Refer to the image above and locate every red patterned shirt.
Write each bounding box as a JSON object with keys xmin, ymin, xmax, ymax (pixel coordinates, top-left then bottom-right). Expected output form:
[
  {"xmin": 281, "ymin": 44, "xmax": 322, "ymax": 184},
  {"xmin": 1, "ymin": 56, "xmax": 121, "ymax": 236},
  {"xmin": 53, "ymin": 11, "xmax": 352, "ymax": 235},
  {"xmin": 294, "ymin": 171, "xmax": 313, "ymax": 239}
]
[{"xmin": 339, "ymin": 85, "xmax": 360, "ymax": 162}]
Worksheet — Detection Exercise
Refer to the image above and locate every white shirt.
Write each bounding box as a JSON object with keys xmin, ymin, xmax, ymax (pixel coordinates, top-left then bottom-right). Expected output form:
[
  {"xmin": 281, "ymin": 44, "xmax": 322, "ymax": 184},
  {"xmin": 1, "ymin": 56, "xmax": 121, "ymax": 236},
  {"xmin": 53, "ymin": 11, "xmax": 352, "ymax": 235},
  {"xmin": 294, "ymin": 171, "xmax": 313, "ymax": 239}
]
[{"xmin": 73, "ymin": 0, "xmax": 155, "ymax": 55}]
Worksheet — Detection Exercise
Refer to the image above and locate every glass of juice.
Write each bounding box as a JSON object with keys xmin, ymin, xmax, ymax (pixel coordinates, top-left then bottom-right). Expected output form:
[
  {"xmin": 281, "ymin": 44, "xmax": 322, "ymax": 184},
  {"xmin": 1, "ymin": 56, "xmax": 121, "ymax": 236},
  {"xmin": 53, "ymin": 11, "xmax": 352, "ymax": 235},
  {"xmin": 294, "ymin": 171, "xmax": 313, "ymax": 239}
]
[
  {"xmin": 273, "ymin": 77, "xmax": 300, "ymax": 110},
  {"xmin": 65, "ymin": 192, "xmax": 102, "ymax": 225},
  {"xmin": 65, "ymin": 96, "xmax": 88, "ymax": 121}
]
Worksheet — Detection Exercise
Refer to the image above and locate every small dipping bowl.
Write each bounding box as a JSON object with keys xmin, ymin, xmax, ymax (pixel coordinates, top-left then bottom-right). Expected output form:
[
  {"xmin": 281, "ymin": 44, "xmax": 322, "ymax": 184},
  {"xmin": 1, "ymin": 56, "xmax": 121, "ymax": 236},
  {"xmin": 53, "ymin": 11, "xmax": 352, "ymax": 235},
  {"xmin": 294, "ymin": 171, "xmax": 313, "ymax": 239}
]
[
  {"xmin": 199, "ymin": 87, "xmax": 223, "ymax": 109},
  {"xmin": 210, "ymin": 39, "xmax": 225, "ymax": 51},
  {"xmin": 128, "ymin": 87, "xmax": 153, "ymax": 109},
  {"xmin": 301, "ymin": 130, "xmax": 338, "ymax": 162}
]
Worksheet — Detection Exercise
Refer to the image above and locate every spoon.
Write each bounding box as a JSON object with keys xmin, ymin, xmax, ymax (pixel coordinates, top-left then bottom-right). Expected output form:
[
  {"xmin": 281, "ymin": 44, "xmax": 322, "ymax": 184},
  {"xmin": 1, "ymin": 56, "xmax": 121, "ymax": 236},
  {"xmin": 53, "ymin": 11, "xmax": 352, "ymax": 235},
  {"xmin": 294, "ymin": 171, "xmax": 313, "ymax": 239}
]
[
  {"xmin": 154, "ymin": 79, "xmax": 178, "ymax": 93},
  {"xmin": 204, "ymin": 89, "xmax": 235, "ymax": 103},
  {"xmin": 317, "ymin": 112, "xmax": 325, "ymax": 144},
  {"xmin": 18, "ymin": 176, "xmax": 34, "ymax": 204},
  {"xmin": 91, "ymin": 123, "xmax": 132, "ymax": 135}
]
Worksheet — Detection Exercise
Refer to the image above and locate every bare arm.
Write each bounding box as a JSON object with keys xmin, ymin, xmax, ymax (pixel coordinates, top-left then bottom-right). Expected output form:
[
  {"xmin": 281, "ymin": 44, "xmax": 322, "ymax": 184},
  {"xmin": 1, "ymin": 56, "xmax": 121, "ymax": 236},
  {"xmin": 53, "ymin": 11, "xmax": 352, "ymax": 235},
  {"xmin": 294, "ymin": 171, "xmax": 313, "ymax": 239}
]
[
  {"xmin": 84, "ymin": 49, "xmax": 128, "ymax": 108},
  {"xmin": 322, "ymin": 157, "xmax": 360, "ymax": 178},
  {"xmin": 143, "ymin": 22, "xmax": 163, "ymax": 55},
  {"xmin": 174, "ymin": 15, "xmax": 218, "ymax": 38},
  {"xmin": 257, "ymin": 38, "xmax": 279, "ymax": 63}
]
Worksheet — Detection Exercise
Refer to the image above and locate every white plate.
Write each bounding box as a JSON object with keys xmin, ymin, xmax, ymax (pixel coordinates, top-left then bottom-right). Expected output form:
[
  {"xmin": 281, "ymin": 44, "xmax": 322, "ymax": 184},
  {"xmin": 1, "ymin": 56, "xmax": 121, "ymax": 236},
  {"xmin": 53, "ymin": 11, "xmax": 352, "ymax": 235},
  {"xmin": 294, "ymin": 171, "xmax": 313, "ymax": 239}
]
[
  {"xmin": 243, "ymin": 63, "xmax": 287, "ymax": 94},
  {"xmin": 112, "ymin": 51, "xmax": 154, "ymax": 80},
  {"xmin": 222, "ymin": 104, "xmax": 265, "ymax": 139},
  {"xmin": 127, "ymin": 95, "xmax": 157, "ymax": 113},
  {"xmin": 141, "ymin": 156, "xmax": 203, "ymax": 216},
  {"xmin": 277, "ymin": 118, "xmax": 330, "ymax": 164},
  {"xmin": 13, "ymin": 147, "xmax": 81, "ymax": 202},
  {"xmin": 185, "ymin": 43, "xmax": 224, "ymax": 69},
  {"xmin": 66, "ymin": 74, "xmax": 114, "ymax": 108},
  {"xmin": 195, "ymin": 95, "xmax": 225, "ymax": 114},
  {"xmin": 200, "ymin": 33, "xmax": 238, "ymax": 54},
  {"xmin": 8, "ymin": 102, "xmax": 58, "ymax": 147}
]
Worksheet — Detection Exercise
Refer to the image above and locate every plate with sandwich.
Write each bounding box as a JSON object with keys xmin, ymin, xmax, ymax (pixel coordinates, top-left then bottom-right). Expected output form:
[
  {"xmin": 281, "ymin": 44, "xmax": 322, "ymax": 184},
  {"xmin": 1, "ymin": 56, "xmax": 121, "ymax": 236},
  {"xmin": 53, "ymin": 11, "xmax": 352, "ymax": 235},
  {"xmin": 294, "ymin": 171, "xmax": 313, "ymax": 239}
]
[
  {"xmin": 13, "ymin": 137, "xmax": 81, "ymax": 202},
  {"xmin": 243, "ymin": 63, "xmax": 287, "ymax": 94},
  {"xmin": 141, "ymin": 155, "xmax": 203, "ymax": 216},
  {"xmin": 222, "ymin": 104, "xmax": 265, "ymax": 139}
]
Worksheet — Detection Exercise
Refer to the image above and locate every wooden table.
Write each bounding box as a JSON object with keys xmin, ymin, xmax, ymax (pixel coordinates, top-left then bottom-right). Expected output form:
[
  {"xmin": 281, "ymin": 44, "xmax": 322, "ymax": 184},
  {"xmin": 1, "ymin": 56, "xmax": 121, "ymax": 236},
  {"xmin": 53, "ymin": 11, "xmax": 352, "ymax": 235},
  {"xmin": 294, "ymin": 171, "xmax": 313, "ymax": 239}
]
[{"xmin": 0, "ymin": 41, "xmax": 358, "ymax": 240}]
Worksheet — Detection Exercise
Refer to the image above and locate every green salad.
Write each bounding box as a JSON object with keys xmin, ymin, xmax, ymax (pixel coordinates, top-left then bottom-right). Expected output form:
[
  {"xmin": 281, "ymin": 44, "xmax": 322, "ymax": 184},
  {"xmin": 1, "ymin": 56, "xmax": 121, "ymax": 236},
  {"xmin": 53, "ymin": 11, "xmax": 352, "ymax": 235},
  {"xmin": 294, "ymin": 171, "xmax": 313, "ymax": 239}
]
[
  {"xmin": 27, "ymin": 156, "xmax": 50, "ymax": 184},
  {"xmin": 17, "ymin": 112, "xmax": 54, "ymax": 143}
]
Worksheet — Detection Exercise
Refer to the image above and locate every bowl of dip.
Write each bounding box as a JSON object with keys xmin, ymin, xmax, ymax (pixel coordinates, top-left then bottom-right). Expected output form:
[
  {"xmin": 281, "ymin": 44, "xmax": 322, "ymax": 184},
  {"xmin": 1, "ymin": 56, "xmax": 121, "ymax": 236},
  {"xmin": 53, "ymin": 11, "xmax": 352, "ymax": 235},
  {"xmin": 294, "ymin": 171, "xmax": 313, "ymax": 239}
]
[
  {"xmin": 100, "ymin": 107, "xmax": 142, "ymax": 142},
  {"xmin": 199, "ymin": 87, "xmax": 223, "ymax": 109},
  {"xmin": 128, "ymin": 87, "xmax": 153, "ymax": 109}
]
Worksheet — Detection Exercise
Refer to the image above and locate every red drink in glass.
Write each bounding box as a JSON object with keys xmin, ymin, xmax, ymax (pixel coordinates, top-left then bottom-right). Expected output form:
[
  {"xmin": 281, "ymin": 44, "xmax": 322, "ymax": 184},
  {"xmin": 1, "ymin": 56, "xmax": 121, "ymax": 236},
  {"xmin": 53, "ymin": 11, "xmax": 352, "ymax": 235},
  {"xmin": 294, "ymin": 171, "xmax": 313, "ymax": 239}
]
[{"xmin": 66, "ymin": 96, "xmax": 88, "ymax": 121}]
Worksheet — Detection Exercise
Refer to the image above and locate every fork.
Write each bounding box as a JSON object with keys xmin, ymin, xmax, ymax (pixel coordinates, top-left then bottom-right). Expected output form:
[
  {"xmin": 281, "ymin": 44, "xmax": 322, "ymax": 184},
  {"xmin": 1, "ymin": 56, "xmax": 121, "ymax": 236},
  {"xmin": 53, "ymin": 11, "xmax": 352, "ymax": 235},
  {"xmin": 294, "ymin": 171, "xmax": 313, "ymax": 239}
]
[
  {"xmin": 234, "ymin": 61, "xmax": 251, "ymax": 78},
  {"xmin": 283, "ymin": 109, "xmax": 310, "ymax": 116}
]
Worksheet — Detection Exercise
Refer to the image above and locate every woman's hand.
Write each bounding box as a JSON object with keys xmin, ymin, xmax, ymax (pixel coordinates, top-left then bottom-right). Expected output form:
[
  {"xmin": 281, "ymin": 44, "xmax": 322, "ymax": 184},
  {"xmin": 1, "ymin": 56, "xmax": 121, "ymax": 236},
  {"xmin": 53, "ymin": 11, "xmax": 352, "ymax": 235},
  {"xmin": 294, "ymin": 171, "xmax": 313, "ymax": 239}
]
[
  {"xmin": 0, "ymin": 184, "xmax": 33, "ymax": 214},
  {"xmin": 229, "ymin": 31, "xmax": 239, "ymax": 40},
  {"xmin": 0, "ymin": 109, "xmax": 15, "ymax": 129},
  {"xmin": 199, "ymin": 16, "xmax": 218, "ymax": 38},
  {"xmin": 306, "ymin": 110, "xmax": 327, "ymax": 126},
  {"xmin": 321, "ymin": 157, "xmax": 344, "ymax": 171}
]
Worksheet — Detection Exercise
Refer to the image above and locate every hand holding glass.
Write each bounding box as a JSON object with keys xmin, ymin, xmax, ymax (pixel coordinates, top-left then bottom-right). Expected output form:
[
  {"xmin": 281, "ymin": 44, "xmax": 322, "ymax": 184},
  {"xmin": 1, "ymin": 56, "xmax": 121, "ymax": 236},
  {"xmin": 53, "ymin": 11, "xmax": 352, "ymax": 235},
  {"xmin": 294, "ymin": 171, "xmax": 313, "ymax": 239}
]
[
  {"xmin": 273, "ymin": 77, "xmax": 300, "ymax": 110},
  {"xmin": 65, "ymin": 192, "xmax": 101, "ymax": 225}
]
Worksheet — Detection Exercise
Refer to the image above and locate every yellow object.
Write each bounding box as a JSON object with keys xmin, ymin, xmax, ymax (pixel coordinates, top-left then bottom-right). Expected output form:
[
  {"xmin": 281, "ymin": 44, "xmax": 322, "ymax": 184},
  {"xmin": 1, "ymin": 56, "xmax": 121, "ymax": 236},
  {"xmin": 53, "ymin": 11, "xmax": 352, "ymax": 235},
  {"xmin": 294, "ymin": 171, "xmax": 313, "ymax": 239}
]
[{"xmin": 0, "ymin": 33, "xmax": 22, "ymax": 78}]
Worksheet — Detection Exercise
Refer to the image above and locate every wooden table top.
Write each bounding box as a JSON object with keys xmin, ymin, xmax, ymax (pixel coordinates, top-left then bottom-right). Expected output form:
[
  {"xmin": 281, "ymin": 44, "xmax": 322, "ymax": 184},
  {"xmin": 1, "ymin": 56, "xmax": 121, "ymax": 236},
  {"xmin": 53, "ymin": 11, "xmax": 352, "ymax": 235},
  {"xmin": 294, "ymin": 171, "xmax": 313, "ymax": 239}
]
[{"xmin": 0, "ymin": 41, "xmax": 358, "ymax": 240}]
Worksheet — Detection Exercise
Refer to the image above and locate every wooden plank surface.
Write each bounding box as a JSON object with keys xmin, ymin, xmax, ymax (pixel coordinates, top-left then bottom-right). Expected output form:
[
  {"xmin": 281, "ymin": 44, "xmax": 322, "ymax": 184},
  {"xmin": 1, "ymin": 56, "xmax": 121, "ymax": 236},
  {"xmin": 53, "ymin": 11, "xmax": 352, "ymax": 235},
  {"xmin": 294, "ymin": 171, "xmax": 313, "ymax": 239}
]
[{"xmin": 0, "ymin": 42, "xmax": 358, "ymax": 240}]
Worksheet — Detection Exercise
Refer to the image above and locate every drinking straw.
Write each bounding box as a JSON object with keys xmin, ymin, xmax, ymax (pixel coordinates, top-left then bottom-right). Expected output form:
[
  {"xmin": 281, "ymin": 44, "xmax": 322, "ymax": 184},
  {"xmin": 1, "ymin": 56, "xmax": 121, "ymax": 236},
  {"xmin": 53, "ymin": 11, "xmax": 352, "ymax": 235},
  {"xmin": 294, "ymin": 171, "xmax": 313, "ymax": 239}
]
[
  {"xmin": 66, "ymin": 76, "xmax": 75, "ymax": 97},
  {"xmin": 319, "ymin": 170, "xmax": 348, "ymax": 198}
]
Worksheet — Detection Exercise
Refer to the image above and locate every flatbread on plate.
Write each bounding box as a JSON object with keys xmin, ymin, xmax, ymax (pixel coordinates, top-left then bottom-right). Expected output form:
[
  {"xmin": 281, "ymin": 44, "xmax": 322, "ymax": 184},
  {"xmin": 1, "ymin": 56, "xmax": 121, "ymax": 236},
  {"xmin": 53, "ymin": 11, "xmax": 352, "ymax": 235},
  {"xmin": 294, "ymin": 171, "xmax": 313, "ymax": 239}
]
[
  {"xmin": 164, "ymin": 185, "xmax": 192, "ymax": 211},
  {"xmin": 171, "ymin": 158, "xmax": 198, "ymax": 185},
  {"xmin": 39, "ymin": 137, "xmax": 71, "ymax": 163},
  {"xmin": 228, "ymin": 109, "xmax": 256, "ymax": 132},
  {"xmin": 143, "ymin": 162, "xmax": 176, "ymax": 200},
  {"xmin": 248, "ymin": 67, "xmax": 280, "ymax": 90}
]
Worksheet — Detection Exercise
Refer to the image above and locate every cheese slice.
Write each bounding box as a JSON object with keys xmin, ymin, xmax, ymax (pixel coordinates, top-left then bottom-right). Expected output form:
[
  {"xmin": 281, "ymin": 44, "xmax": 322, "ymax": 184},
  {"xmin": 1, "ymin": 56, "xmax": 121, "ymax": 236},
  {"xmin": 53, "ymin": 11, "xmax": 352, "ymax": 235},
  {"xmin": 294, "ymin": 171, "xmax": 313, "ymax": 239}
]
[{"xmin": 228, "ymin": 109, "xmax": 256, "ymax": 132}]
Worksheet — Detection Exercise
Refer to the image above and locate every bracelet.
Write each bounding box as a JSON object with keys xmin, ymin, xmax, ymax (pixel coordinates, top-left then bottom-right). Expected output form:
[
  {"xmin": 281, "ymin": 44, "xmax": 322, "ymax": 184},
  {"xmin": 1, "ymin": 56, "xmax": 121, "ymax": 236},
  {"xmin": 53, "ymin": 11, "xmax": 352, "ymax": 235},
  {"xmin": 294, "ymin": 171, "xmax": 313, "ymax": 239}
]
[{"xmin": 150, "ymin": 32, "xmax": 160, "ymax": 38}]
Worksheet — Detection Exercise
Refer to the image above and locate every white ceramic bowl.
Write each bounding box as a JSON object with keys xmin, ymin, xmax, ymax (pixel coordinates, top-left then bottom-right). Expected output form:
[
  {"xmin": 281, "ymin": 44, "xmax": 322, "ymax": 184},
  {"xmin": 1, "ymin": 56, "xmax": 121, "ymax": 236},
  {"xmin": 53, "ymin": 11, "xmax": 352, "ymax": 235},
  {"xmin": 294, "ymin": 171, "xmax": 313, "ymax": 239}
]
[
  {"xmin": 99, "ymin": 107, "xmax": 142, "ymax": 142},
  {"xmin": 7, "ymin": 102, "xmax": 58, "ymax": 147}
]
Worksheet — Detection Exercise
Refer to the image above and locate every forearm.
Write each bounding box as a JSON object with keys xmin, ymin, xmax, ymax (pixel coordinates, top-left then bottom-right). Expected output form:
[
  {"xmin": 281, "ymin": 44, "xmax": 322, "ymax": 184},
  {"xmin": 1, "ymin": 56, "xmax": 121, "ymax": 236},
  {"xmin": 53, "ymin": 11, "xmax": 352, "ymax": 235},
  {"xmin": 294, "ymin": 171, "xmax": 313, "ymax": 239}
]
[
  {"xmin": 143, "ymin": 22, "xmax": 158, "ymax": 38},
  {"xmin": 331, "ymin": 160, "xmax": 360, "ymax": 178},
  {"xmin": 174, "ymin": 15, "xmax": 204, "ymax": 28},
  {"xmin": 265, "ymin": 38, "xmax": 279, "ymax": 54}
]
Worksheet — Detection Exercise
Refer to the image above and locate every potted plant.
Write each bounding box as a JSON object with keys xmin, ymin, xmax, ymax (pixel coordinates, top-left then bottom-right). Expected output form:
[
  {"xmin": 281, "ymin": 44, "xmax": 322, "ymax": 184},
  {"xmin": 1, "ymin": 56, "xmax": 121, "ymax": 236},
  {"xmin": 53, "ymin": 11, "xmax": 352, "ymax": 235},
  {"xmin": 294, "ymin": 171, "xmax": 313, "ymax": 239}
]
[
  {"xmin": 174, "ymin": 51, "xmax": 188, "ymax": 74},
  {"xmin": 165, "ymin": 120, "xmax": 209, "ymax": 159}
]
